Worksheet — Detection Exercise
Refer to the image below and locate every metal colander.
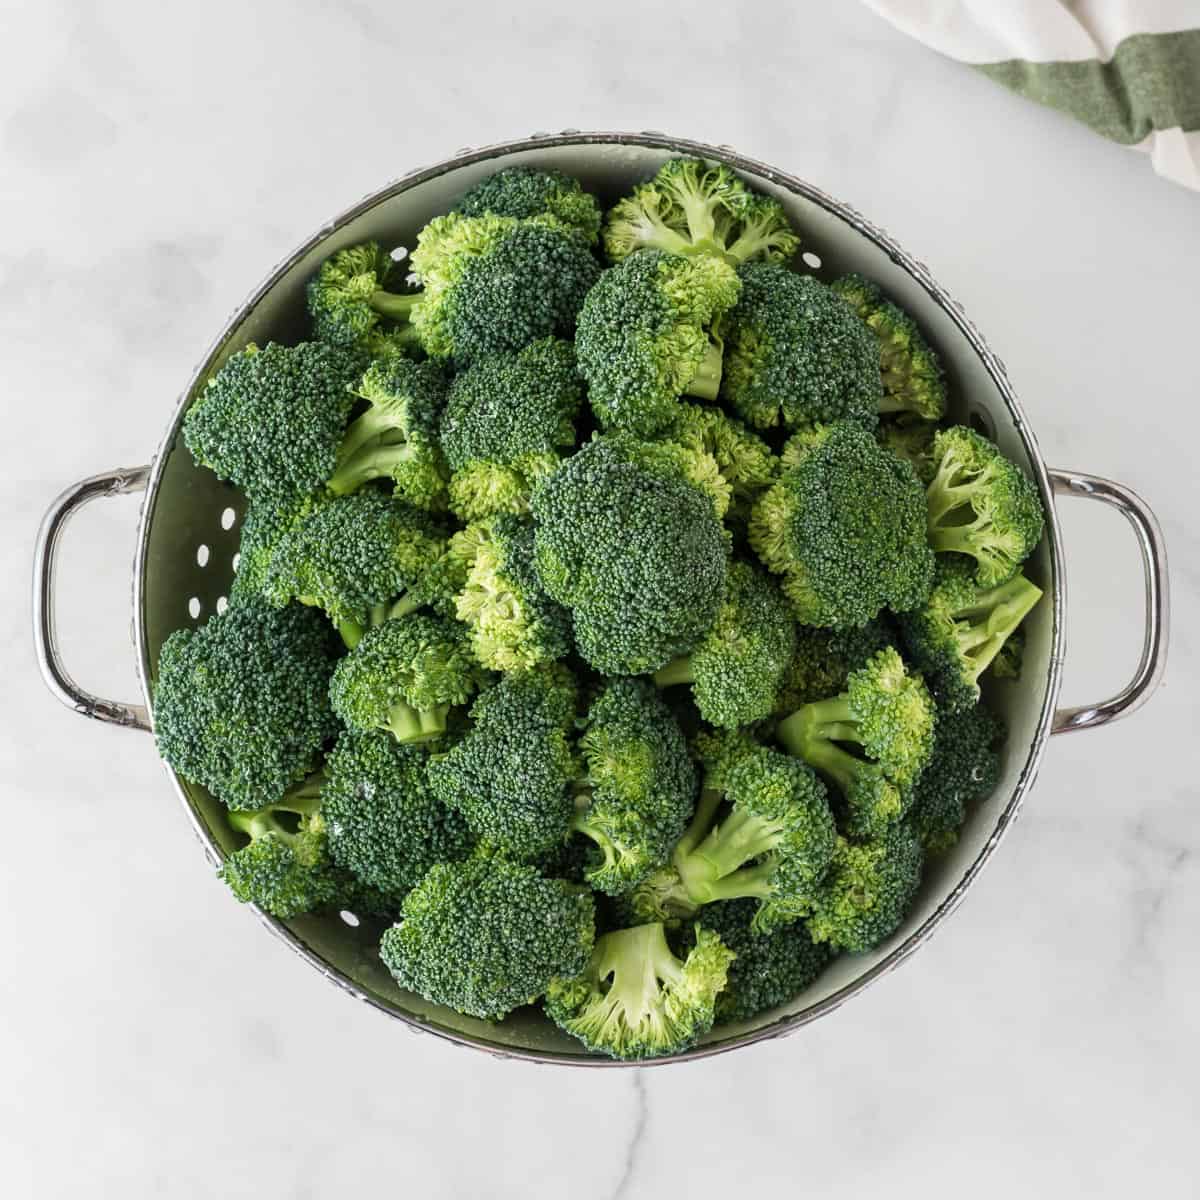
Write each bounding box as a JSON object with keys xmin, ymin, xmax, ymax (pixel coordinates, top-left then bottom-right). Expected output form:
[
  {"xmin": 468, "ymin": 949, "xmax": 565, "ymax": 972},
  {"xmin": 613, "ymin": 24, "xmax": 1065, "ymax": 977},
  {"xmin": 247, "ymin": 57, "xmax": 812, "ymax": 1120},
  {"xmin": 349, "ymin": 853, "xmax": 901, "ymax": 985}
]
[{"xmin": 33, "ymin": 132, "xmax": 1169, "ymax": 1066}]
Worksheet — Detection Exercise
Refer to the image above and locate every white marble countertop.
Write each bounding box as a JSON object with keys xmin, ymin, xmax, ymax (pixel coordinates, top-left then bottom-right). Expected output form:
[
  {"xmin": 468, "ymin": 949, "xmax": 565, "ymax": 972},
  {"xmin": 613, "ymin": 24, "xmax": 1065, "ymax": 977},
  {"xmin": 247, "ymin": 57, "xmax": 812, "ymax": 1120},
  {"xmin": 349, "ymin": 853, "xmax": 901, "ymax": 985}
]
[{"xmin": 4, "ymin": 3, "xmax": 1197, "ymax": 1196}]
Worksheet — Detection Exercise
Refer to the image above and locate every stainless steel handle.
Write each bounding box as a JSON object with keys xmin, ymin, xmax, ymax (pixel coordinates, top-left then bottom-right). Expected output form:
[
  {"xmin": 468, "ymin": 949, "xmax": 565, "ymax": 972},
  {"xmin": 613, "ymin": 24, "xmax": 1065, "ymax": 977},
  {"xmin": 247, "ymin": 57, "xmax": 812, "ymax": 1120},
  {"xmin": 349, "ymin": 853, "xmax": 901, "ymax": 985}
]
[
  {"xmin": 32, "ymin": 466, "xmax": 153, "ymax": 732},
  {"xmin": 1049, "ymin": 469, "xmax": 1169, "ymax": 735}
]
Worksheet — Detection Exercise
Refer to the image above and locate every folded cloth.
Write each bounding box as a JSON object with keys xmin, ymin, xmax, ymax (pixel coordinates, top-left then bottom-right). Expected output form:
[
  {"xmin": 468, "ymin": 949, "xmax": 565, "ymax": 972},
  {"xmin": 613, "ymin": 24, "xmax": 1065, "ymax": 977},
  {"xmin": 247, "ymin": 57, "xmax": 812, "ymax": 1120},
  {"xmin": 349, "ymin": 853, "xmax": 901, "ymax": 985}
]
[{"xmin": 864, "ymin": 1, "xmax": 1200, "ymax": 191}]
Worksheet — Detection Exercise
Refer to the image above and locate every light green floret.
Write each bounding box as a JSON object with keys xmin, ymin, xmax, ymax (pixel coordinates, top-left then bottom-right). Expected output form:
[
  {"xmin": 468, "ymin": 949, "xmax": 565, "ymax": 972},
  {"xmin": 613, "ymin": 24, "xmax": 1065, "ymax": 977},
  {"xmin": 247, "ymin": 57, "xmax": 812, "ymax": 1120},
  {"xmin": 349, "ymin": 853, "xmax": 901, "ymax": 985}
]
[
  {"xmin": 329, "ymin": 613, "xmax": 482, "ymax": 745},
  {"xmin": 575, "ymin": 250, "xmax": 741, "ymax": 437},
  {"xmin": 776, "ymin": 646, "xmax": 935, "ymax": 841},
  {"xmin": 453, "ymin": 165, "xmax": 602, "ymax": 245},
  {"xmin": 379, "ymin": 857, "xmax": 595, "ymax": 1020},
  {"xmin": 925, "ymin": 426, "xmax": 1045, "ymax": 587},
  {"xmin": 545, "ymin": 922, "xmax": 734, "ymax": 1060}
]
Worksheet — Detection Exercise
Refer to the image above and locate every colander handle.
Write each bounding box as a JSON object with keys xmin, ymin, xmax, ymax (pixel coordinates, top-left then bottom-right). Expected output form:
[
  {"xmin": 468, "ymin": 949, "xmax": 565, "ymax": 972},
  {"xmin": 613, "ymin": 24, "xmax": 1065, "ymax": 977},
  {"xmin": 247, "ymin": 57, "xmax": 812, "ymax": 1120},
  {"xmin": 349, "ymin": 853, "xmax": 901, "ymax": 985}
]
[
  {"xmin": 1048, "ymin": 469, "xmax": 1169, "ymax": 735},
  {"xmin": 33, "ymin": 466, "xmax": 153, "ymax": 732}
]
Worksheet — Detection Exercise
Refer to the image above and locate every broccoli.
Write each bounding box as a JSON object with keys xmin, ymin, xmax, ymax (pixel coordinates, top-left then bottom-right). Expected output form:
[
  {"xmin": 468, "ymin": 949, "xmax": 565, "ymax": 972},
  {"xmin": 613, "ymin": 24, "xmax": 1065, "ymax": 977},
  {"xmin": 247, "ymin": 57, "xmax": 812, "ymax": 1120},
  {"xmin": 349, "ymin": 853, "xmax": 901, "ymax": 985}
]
[
  {"xmin": 749, "ymin": 422, "xmax": 934, "ymax": 629},
  {"xmin": 379, "ymin": 857, "xmax": 595, "ymax": 1020},
  {"xmin": 878, "ymin": 419, "xmax": 939, "ymax": 484},
  {"xmin": 427, "ymin": 666, "xmax": 579, "ymax": 862},
  {"xmin": 305, "ymin": 242, "xmax": 422, "ymax": 353},
  {"xmin": 602, "ymin": 157, "xmax": 799, "ymax": 267},
  {"xmin": 721, "ymin": 264, "xmax": 883, "ymax": 431},
  {"xmin": 909, "ymin": 703, "xmax": 1003, "ymax": 855},
  {"xmin": 453, "ymin": 165, "xmax": 602, "ymax": 245},
  {"xmin": 531, "ymin": 435, "xmax": 728, "ymax": 675},
  {"xmin": 439, "ymin": 337, "xmax": 582, "ymax": 521},
  {"xmin": 698, "ymin": 898, "xmax": 830, "ymax": 1023},
  {"xmin": 544, "ymin": 921, "xmax": 733, "ymax": 1060},
  {"xmin": 776, "ymin": 646, "xmax": 935, "ymax": 840},
  {"xmin": 590, "ymin": 430, "xmax": 732, "ymax": 520},
  {"xmin": 263, "ymin": 490, "xmax": 448, "ymax": 647},
  {"xmin": 322, "ymin": 730, "xmax": 473, "ymax": 902},
  {"xmin": 571, "ymin": 678, "xmax": 697, "ymax": 895},
  {"xmin": 830, "ymin": 274, "xmax": 947, "ymax": 420},
  {"xmin": 992, "ymin": 626, "xmax": 1026, "ymax": 679},
  {"xmin": 153, "ymin": 601, "xmax": 339, "ymax": 812},
  {"xmin": 925, "ymin": 426, "xmax": 1045, "ymax": 587},
  {"xmin": 654, "ymin": 561, "xmax": 797, "ymax": 728},
  {"xmin": 773, "ymin": 618, "xmax": 897, "ymax": 716},
  {"xmin": 182, "ymin": 341, "xmax": 363, "ymax": 504},
  {"xmin": 575, "ymin": 250, "xmax": 741, "ymax": 436},
  {"xmin": 326, "ymin": 355, "xmax": 449, "ymax": 509},
  {"xmin": 634, "ymin": 746, "xmax": 836, "ymax": 934},
  {"xmin": 805, "ymin": 824, "xmax": 924, "ymax": 952},
  {"xmin": 897, "ymin": 560, "xmax": 1043, "ymax": 713},
  {"xmin": 228, "ymin": 494, "xmax": 319, "ymax": 605},
  {"xmin": 329, "ymin": 613, "xmax": 482, "ymax": 744}
]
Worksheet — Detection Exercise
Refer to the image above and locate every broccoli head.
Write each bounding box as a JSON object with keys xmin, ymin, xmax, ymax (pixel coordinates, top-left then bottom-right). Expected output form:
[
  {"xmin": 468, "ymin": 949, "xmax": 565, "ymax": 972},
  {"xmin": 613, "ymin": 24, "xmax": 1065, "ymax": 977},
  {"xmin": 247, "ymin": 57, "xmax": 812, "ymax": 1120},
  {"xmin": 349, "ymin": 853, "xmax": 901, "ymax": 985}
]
[
  {"xmin": 772, "ymin": 618, "xmax": 897, "ymax": 716},
  {"xmin": 878, "ymin": 419, "xmax": 939, "ymax": 484},
  {"xmin": 229, "ymin": 494, "xmax": 319, "ymax": 606},
  {"xmin": 453, "ymin": 165, "xmax": 602, "ymax": 244},
  {"xmin": 305, "ymin": 242, "xmax": 422, "ymax": 354},
  {"xmin": 379, "ymin": 857, "xmax": 595, "ymax": 1020}
]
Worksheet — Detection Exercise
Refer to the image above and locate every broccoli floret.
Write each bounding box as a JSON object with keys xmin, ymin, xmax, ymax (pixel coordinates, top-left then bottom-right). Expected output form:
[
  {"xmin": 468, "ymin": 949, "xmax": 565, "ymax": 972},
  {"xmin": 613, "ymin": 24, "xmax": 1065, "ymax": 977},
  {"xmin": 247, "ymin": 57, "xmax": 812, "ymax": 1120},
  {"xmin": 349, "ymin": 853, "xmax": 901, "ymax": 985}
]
[
  {"xmin": 925, "ymin": 426, "xmax": 1045, "ymax": 587},
  {"xmin": 427, "ymin": 665, "xmax": 579, "ymax": 862},
  {"xmin": 153, "ymin": 601, "xmax": 338, "ymax": 811},
  {"xmin": 379, "ymin": 857, "xmax": 595, "ymax": 1020},
  {"xmin": 454, "ymin": 165, "xmax": 602, "ymax": 245},
  {"xmin": 805, "ymin": 824, "xmax": 923, "ymax": 952},
  {"xmin": 229, "ymin": 494, "xmax": 320, "ymax": 605},
  {"xmin": 992, "ymin": 626, "xmax": 1026, "ymax": 679},
  {"xmin": 263, "ymin": 491, "xmax": 448, "ymax": 647},
  {"xmin": 634, "ymin": 746, "xmax": 836, "ymax": 934},
  {"xmin": 531, "ymin": 436, "xmax": 728, "ymax": 675},
  {"xmin": 773, "ymin": 618, "xmax": 897, "ymax": 716},
  {"xmin": 749, "ymin": 422, "xmax": 934, "ymax": 629},
  {"xmin": 831, "ymin": 274, "xmax": 947, "ymax": 420},
  {"xmin": 305, "ymin": 242, "xmax": 422, "ymax": 353},
  {"xmin": 721, "ymin": 264, "xmax": 882, "ymax": 430},
  {"xmin": 602, "ymin": 158, "xmax": 799, "ymax": 267},
  {"xmin": 329, "ymin": 614, "xmax": 482, "ymax": 744},
  {"xmin": 878, "ymin": 419, "xmax": 939, "ymax": 484},
  {"xmin": 654, "ymin": 561, "xmax": 797, "ymax": 728},
  {"xmin": 698, "ymin": 898, "xmax": 830, "ymax": 1023},
  {"xmin": 656, "ymin": 402, "xmax": 777, "ymax": 511},
  {"xmin": 439, "ymin": 338, "xmax": 582, "ymax": 521},
  {"xmin": 898, "ymin": 561, "xmax": 1042, "ymax": 713},
  {"xmin": 777, "ymin": 646, "xmax": 936, "ymax": 840},
  {"xmin": 545, "ymin": 921, "xmax": 733, "ymax": 1060},
  {"xmin": 592, "ymin": 430, "xmax": 733, "ymax": 520},
  {"xmin": 182, "ymin": 341, "xmax": 363, "ymax": 504},
  {"xmin": 572, "ymin": 678, "xmax": 697, "ymax": 895},
  {"xmin": 326, "ymin": 356, "xmax": 449, "ymax": 508},
  {"xmin": 575, "ymin": 250, "xmax": 741, "ymax": 436},
  {"xmin": 909, "ymin": 703, "xmax": 1003, "ymax": 855}
]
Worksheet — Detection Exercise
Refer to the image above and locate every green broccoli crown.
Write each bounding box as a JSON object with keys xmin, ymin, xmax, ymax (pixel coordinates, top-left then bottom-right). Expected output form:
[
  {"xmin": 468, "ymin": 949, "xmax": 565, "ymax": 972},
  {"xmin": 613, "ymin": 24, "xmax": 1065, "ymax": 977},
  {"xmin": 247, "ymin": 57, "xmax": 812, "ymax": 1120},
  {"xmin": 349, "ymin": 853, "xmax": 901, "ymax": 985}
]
[
  {"xmin": 926, "ymin": 426, "xmax": 1045, "ymax": 587},
  {"xmin": 777, "ymin": 646, "xmax": 936, "ymax": 840},
  {"xmin": 773, "ymin": 617, "xmax": 897, "ymax": 716},
  {"xmin": 721, "ymin": 264, "xmax": 883, "ymax": 431},
  {"xmin": 602, "ymin": 157, "xmax": 799, "ymax": 267},
  {"xmin": 305, "ymin": 242, "xmax": 420, "ymax": 353},
  {"xmin": 263, "ymin": 491, "xmax": 448, "ymax": 640},
  {"xmin": 572, "ymin": 677, "xmax": 698, "ymax": 895},
  {"xmin": 427, "ymin": 665, "xmax": 579, "ymax": 862},
  {"xmin": 690, "ymin": 726, "xmax": 763, "ymax": 796},
  {"xmin": 531, "ymin": 436, "xmax": 729, "ymax": 675},
  {"xmin": 453, "ymin": 515, "xmax": 573, "ymax": 672},
  {"xmin": 544, "ymin": 921, "xmax": 733, "ymax": 1060},
  {"xmin": 379, "ymin": 857, "xmax": 595, "ymax": 1020},
  {"xmin": 576, "ymin": 250, "xmax": 741, "ymax": 437},
  {"xmin": 898, "ymin": 560, "xmax": 1043, "ymax": 713},
  {"xmin": 698, "ymin": 898, "xmax": 830, "ymax": 1023},
  {"xmin": 586, "ymin": 430, "xmax": 731, "ymax": 521},
  {"xmin": 654, "ymin": 560, "xmax": 798, "ymax": 728},
  {"xmin": 153, "ymin": 601, "xmax": 339, "ymax": 812},
  {"xmin": 183, "ymin": 341, "xmax": 362, "ymax": 504},
  {"xmin": 878, "ymin": 418, "xmax": 940, "ymax": 484},
  {"xmin": 453, "ymin": 166, "xmax": 602, "ymax": 245},
  {"xmin": 657, "ymin": 402, "xmax": 777, "ymax": 505},
  {"xmin": 229, "ymin": 493, "xmax": 320, "ymax": 605},
  {"xmin": 322, "ymin": 730, "xmax": 474, "ymax": 902},
  {"xmin": 909, "ymin": 702, "xmax": 1004, "ymax": 855},
  {"xmin": 991, "ymin": 626, "xmax": 1026, "ymax": 679},
  {"xmin": 440, "ymin": 337, "xmax": 582, "ymax": 521},
  {"xmin": 327, "ymin": 355, "xmax": 449, "ymax": 509},
  {"xmin": 831, "ymin": 273, "xmax": 947, "ymax": 421},
  {"xmin": 749, "ymin": 422, "xmax": 935, "ymax": 629},
  {"xmin": 328, "ymin": 613, "xmax": 482, "ymax": 744},
  {"xmin": 409, "ymin": 212, "xmax": 599, "ymax": 367},
  {"xmin": 805, "ymin": 824, "xmax": 923, "ymax": 952}
]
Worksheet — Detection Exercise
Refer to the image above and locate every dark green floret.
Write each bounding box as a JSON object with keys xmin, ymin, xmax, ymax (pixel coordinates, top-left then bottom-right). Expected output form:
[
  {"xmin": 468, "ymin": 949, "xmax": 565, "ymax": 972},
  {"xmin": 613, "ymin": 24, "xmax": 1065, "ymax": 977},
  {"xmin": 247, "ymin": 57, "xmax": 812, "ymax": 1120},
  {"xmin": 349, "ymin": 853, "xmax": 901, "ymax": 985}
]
[
  {"xmin": 454, "ymin": 165, "xmax": 602, "ymax": 245},
  {"xmin": 229, "ymin": 494, "xmax": 319, "ymax": 605},
  {"xmin": 305, "ymin": 241, "xmax": 422, "ymax": 354},
  {"xmin": 545, "ymin": 921, "xmax": 734, "ymax": 1060},
  {"xmin": 721, "ymin": 264, "xmax": 883, "ymax": 430},
  {"xmin": 531, "ymin": 435, "xmax": 728, "ymax": 675},
  {"xmin": 748, "ymin": 422, "xmax": 934, "ymax": 629},
  {"xmin": 576, "ymin": 250, "xmax": 741, "ymax": 437},
  {"xmin": 878, "ymin": 419, "xmax": 939, "ymax": 484},
  {"xmin": 772, "ymin": 618, "xmax": 897, "ymax": 716},
  {"xmin": 329, "ymin": 613, "xmax": 482, "ymax": 744},
  {"xmin": 379, "ymin": 857, "xmax": 595, "ymax": 1020}
]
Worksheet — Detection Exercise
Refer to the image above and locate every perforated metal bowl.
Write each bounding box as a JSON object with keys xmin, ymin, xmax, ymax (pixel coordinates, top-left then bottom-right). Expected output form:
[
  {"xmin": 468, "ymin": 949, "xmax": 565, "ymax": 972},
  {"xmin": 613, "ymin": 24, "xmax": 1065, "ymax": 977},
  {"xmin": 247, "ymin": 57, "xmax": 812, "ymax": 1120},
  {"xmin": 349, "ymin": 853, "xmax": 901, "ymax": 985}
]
[{"xmin": 33, "ymin": 132, "xmax": 1170, "ymax": 1066}]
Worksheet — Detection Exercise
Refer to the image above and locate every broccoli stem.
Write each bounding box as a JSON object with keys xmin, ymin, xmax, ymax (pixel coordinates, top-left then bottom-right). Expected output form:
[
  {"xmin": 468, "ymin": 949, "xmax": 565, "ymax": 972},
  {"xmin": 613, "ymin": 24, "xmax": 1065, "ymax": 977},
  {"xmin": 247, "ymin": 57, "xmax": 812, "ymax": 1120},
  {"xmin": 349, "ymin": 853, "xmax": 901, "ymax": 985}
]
[
  {"xmin": 601, "ymin": 923, "xmax": 685, "ymax": 1014},
  {"xmin": 385, "ymin": 701, "xmax": 449, "ymax": 744},
  {"xmin": 369, "ymin": 290, "xmax": 421, "ymax": 322},
  {"xmin": 652, "ymin": 657, "xmax": 695, "ymax": 688},
  {"xmin": 683, "ymin": 341, "xmax": 724, "ymax": 401},
  {"xmin": 327, "ymin": 440, "xmax": 425, "ymax": 497},
  {"xmin": 676, "ymin": 806, "xmax": 785, "ymax": 902},
  {"xmin": 952, "ymin": 575, "xmax": 1043, "ymax": 682},
  {"xmin": 776, "ymin": 696, "xmax": 857, "ymax": 756},
  {"xmin": 228, "ymin": 773, "xmax": 324, "ymax": 844},
  {"xmin": 336, "ymin": 617, "xmax": 365, "ymax": 650},
  {"xmin": 673, "ymin": 787, "xmax": 722, "ymax": 860}
]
